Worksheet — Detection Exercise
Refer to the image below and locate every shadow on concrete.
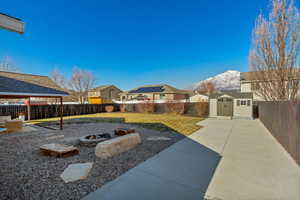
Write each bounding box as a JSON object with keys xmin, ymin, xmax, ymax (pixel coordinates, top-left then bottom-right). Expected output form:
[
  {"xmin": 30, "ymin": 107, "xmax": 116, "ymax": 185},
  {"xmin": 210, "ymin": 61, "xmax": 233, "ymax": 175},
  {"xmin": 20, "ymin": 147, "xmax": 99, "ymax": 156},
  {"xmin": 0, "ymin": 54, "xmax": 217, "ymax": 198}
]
[{"xmin": 82, "ymin": 133, "xmax": 221, "ymax": 200}]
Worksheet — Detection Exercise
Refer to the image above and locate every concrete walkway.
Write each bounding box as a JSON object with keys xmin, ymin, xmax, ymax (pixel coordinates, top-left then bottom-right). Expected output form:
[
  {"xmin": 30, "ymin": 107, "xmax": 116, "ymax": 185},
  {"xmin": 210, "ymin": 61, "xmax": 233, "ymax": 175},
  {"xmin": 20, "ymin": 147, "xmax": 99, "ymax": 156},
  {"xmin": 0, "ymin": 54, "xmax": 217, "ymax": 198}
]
[
  {"xmin": 83, "ymin": 119, "xmax": 300, "ymax": 200},
  {"xmin": 193, "ymin": 119, "xmax": 300, "ymax": 200},
  {"xmin": 83, "ymin": 133, "xmax": 221, "ymax": 199}
]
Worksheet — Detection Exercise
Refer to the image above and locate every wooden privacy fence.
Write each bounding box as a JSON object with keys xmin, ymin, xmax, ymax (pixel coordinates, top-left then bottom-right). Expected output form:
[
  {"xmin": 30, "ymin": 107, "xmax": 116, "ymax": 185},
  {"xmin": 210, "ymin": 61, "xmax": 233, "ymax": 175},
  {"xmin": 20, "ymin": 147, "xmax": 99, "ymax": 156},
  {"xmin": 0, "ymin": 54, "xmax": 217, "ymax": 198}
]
[
  {"xmin": 0, "ymin": 104, "xmax": 120, "ymax": 120},
  {"xmin": 259, "ymin": 101, "xmax": 300, "ymax": 165},
  {"xmin": 120, "ymin": 102, "xmax": 209, "ymax": 117}
]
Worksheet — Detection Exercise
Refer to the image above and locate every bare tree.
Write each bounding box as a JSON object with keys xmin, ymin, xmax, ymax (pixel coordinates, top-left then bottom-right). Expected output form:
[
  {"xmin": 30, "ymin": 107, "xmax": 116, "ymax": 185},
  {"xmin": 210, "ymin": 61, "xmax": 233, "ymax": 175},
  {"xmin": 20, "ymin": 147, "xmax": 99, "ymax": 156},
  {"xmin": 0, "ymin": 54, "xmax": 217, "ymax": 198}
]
[
  {"xmin": 0, "ymin": 56, "xmax": 19, "ymax": 72},
  {"xmin": 249, "ymin": 0, "xmax": 300, "ymax": 101},
  {"xmin": 69, "ymin": 67, "xmax": 95, "ymax": 103},
  {"xmin": 196, "ymin": 81, "xmax": 216, "ymax": 95},
  {"xmin": 50, "ymin": 68, "xmax": 66, "ymax": 88}
]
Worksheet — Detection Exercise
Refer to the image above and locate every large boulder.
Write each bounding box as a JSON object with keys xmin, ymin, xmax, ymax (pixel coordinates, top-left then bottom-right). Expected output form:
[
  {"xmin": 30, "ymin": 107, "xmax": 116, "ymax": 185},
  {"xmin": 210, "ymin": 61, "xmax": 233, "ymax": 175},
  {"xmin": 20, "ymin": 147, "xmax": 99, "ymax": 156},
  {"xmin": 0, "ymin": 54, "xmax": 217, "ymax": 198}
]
[{"xmin": 95, "ymin": 133, "xmax": 141, "ymax": 159}]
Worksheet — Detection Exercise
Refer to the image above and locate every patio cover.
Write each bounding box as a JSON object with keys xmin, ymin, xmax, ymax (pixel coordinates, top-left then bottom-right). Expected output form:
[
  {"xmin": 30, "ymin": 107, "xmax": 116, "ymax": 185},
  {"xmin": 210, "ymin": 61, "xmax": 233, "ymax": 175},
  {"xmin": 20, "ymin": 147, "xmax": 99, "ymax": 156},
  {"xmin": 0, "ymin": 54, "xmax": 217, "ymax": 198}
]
[{"xmin": 0, "ymin": 71, "xmax": 69, "ymax": 129}]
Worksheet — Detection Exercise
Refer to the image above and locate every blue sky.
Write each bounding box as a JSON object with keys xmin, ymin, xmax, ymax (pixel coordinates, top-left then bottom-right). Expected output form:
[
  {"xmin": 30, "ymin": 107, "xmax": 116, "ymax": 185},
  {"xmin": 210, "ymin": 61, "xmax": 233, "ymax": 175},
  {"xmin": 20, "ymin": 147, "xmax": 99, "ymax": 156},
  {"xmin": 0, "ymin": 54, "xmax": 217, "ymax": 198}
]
[{"xmin": 1, "ymin": 0, "xmax": 273, "ymax": 90}]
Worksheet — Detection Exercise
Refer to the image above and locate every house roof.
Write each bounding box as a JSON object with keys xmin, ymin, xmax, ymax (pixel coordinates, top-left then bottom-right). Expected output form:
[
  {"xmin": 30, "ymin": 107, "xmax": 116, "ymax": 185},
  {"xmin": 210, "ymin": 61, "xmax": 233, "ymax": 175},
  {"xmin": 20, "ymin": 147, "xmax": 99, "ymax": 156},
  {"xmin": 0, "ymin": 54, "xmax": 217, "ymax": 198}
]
[
  {"xmin": 125, "ymin": 84, "xmax": 189, "ymax": 94},
  {"xmin": 210, "ymin": 92, "xmax": 253, "ymax": 99},
  {"xmin": 0, "ymin": 71, "xmax": 69, "ymax": 97},
  {"xmin": 90, "ymin": 85, "xmax": 122, "ymax": 92},
  {"xmin": 241, "ymin": 68, "xmax": 300, "ymax": 81}
]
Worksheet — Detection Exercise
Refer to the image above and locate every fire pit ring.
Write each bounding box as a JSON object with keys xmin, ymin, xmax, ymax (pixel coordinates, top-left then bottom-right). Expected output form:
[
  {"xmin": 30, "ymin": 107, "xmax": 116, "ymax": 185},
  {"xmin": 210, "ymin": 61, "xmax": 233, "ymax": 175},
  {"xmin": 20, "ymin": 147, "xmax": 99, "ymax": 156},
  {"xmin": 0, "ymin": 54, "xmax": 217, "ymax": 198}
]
[{"xmin": 79, "ymin": 133, "xmax": 112, "ymax": 147}]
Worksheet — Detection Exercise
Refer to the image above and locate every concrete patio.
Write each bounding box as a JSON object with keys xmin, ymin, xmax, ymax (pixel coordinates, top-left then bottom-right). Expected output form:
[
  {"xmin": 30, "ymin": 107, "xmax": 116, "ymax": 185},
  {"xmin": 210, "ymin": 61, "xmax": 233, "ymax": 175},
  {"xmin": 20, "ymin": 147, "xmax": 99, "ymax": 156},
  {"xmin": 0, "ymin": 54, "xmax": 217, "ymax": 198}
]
[
  {"xmin": 83, "ymin": 130, "xmax": 221, "ymax": 200},
  {"xmin": 83, "ymin": 119, "xmax": 300, "ymax": 200},
  {"xmin": 194, "ymin": 119, "xmax": 300, "ymax": 200}
]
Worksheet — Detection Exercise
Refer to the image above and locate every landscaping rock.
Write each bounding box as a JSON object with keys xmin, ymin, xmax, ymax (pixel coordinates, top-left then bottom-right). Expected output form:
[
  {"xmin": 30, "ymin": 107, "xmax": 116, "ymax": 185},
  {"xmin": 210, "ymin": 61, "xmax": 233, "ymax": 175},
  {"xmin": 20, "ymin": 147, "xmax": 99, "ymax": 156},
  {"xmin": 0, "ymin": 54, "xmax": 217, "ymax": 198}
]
[
  {"xmin": 40, "ymin": 143, "xmax": 79, "ymax": 158},
  {"xmin": 95, "ymin": 133, "xmax": 141, "ymax": 159},
  {"xmin": 0, "ymin": 122, "xmax": 184, "ymax": 200},
  {"xmin": 147, "ymin": 136, "xmax": 171, "ymax": 141},
  {"xmin": 114, "ymin": 128, "xmax": 135, "ymax": 136},
  {"xmin": 60, "ymin": 163, "xmax": 93, "ymax": 183},
  {"xmin": 79, "ymin": 133, "xmax": 111, "ymax": 147}
]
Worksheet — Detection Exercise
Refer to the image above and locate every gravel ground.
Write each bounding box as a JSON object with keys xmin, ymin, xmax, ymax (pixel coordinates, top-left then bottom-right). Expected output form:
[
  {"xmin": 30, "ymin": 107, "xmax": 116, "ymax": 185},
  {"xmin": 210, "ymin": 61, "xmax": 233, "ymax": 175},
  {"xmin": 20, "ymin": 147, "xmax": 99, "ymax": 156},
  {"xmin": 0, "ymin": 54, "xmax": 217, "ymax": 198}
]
[{"xmin": 0, "ymin": 122, "xmax": 184, "ymax": 200}]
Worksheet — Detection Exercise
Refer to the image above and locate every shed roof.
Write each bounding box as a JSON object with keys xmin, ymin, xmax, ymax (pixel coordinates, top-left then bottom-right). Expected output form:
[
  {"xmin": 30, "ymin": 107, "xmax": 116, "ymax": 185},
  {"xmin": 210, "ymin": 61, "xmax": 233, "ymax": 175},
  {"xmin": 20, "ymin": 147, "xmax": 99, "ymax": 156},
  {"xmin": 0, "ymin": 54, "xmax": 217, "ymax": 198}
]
[
  {"xmin": 0, "ymin": 71, "xmax": 69, "ymax": 97},
  {"xmin": 210, "ymin": 92, "xmax": 253, "ymax": 99}
]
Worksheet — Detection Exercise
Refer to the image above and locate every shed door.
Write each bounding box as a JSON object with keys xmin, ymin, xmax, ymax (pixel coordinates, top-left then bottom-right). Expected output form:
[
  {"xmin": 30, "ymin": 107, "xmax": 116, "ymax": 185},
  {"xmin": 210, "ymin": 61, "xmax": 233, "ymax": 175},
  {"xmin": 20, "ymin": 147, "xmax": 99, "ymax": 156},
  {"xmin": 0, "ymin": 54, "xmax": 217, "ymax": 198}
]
[{"xmin": 217, "ymin": 98, "xmax": 233, "ymax": 116}]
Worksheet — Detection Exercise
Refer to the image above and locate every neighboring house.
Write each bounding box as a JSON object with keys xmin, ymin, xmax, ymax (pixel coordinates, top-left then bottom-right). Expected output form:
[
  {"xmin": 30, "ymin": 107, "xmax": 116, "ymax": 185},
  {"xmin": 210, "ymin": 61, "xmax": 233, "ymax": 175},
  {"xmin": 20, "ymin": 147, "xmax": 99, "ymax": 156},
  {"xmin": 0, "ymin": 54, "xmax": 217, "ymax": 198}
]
[
  {"xmin": 240, "ymin": 69, "xmax": 300, "ymax": 101},
  {"xmin": 209, "ymin": 91, "xmax": 253, "ymax": 119},
  {"xmin": 88, "ymin": 85, "xmax": 122, "ymax": 104},
  {"xmin": 189, "ymin": 93, "xmax": 209, "ymax": 102},
  {"xmin": 121, "ymin": 84, "xmax": 190, "ymax": 102}
]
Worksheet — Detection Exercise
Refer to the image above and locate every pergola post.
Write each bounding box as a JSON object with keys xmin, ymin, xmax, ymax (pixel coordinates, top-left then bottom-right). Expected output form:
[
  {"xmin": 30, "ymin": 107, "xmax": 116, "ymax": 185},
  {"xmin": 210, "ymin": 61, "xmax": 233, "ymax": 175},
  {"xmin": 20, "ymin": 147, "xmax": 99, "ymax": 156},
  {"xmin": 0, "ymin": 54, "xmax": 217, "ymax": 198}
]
[
  {"xmin": 60, "ymin": 97, "xmax": 63, "ymax": 130},
  {"xmin": 27, "ymin": 97, "xmax": 31, "ymax": 121}
]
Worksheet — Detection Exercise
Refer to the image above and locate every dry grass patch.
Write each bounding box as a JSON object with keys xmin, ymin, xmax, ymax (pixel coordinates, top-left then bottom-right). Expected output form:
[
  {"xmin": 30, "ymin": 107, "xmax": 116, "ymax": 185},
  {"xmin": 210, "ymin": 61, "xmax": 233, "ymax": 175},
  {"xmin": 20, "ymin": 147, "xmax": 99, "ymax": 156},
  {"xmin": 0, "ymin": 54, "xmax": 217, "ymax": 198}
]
[{"xmin": 30, "ymin": 113, "xmax": 203, "ymax": 136}]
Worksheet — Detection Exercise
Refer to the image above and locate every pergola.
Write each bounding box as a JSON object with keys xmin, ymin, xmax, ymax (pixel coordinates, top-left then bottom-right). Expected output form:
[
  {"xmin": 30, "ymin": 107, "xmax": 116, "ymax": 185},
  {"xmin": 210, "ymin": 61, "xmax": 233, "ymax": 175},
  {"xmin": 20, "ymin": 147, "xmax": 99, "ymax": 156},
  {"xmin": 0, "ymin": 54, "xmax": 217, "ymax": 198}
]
[{"xmin": 0, "ymin": 71, "xmax": 69, "ymax": 130}]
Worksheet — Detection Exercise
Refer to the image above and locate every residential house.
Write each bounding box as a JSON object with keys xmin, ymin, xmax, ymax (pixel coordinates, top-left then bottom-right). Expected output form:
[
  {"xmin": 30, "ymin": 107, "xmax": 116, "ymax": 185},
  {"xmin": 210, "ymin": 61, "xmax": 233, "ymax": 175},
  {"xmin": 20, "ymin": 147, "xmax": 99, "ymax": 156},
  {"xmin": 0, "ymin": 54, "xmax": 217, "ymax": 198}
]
[
  {"xmin": 189, "ymin": 93, "xmax": 209, "ymax": 102},
  {"xmin": 88, "ymin": 85, "xmax": 122, "ymax": 104},
  {"xmin": 240, "ymin": 69, "xmax": 300, "ymax": 101},
  {"xmin": 121, "ymin": 84, "xmax": 190, "ymax": 102}
]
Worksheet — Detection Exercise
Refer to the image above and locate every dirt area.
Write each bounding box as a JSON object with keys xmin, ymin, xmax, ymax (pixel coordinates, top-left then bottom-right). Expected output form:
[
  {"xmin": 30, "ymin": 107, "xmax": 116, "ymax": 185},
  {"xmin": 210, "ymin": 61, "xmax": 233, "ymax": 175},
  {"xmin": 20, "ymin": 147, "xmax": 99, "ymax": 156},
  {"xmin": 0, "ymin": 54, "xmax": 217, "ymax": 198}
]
[{"xmin": 0, "ymin": 121, "xmax": 184, "ymax": 200}]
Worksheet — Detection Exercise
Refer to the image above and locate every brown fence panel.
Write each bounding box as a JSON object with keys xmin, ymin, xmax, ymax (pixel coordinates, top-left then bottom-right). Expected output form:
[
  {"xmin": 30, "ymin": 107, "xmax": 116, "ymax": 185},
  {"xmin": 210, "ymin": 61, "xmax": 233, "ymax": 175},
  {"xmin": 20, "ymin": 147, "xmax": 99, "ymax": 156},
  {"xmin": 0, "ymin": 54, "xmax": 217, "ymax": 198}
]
[
  {"xmin": 259, "ymin": 101, "xmax": 300, "ymax": 165},
  {"xmin": 0, "ymin": 104, "xmax": 120, "ymax": 120},
  {"xmin": 0, "ymin": 105, "xmax": 27, "ymax": 119},
  {"xmin": 121, "ymin": 102, "xmax": 209, "ymax": 117}
]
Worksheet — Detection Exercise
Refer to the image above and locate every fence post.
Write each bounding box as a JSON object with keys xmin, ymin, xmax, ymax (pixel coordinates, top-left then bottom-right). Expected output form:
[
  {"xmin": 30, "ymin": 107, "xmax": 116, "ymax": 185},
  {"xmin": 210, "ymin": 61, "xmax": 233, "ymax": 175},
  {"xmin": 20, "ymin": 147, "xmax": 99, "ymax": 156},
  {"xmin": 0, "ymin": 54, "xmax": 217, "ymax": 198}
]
[{"xmin": 60, "ymin": 97, "xmax": 63, "ymax": 130}]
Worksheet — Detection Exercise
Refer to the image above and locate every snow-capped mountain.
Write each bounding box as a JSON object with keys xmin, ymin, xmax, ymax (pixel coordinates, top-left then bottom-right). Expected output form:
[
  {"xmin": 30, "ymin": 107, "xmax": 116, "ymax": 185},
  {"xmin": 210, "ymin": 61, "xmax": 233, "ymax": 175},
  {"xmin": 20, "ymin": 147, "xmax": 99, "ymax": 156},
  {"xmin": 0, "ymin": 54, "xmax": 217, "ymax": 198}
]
[{"xmin": 194, "ymin": 70, "xmax": 241, "ymax": 91}]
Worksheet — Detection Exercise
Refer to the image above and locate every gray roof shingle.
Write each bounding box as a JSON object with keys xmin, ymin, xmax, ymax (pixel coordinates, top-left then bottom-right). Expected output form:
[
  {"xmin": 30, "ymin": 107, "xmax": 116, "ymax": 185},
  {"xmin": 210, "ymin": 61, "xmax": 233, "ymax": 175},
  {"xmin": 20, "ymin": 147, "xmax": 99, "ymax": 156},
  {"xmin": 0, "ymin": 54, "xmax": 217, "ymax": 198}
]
[{"xmin": 0, "ymin": 71, "xmax": 68, "ymax": 97}]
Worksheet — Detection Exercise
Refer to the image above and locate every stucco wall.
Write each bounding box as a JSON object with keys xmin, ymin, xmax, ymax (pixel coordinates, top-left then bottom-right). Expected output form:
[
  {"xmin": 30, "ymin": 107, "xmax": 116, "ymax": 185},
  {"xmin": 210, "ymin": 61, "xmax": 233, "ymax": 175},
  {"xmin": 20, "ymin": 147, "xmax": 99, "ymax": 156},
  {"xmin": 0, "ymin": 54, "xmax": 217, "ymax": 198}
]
[
  {"xmin": 233, "ymin": 99, "xmax": 253, "ymax": 118},
  {"xmin": 241, "ymin": 82, "xmax": 251, "ymax": 92},
  {"xmin": 100, "ymin": 87, "xmax": 122, "ymax": 99},
  {"xmin": 209, "ymin": 99, "xmax": 217, "ymax": 117},
  {"xmin": 89, "ymin": 86, "xmax": 122, "ymax": 100}
]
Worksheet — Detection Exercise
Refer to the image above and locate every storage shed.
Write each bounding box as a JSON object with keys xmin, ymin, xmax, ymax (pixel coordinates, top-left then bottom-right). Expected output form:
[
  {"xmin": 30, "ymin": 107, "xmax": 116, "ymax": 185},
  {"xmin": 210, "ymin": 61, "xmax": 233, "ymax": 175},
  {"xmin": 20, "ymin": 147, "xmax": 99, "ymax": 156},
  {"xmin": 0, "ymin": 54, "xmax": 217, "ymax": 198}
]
[{"xmin": 209, "ymin": 92, "xmax": 253, "ymax": 119}]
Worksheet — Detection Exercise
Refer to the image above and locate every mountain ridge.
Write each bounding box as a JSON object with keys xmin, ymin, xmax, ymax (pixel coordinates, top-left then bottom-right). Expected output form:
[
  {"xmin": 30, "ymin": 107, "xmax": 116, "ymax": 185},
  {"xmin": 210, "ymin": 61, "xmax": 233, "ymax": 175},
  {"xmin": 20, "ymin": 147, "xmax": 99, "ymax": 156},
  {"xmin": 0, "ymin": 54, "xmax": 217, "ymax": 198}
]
[{"xmin": 193, "ymin": 70, "xmax": 241, "ymax": 91}]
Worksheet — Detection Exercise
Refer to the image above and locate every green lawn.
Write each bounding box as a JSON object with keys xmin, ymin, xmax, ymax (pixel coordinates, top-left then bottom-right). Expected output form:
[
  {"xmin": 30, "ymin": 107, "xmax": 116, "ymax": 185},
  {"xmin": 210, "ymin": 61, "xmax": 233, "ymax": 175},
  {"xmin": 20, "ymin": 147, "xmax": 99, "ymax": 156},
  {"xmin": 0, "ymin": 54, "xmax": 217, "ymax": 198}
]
[{"xmin": 30, "ymin": 113, "xmax": 204, "ymax": 136}]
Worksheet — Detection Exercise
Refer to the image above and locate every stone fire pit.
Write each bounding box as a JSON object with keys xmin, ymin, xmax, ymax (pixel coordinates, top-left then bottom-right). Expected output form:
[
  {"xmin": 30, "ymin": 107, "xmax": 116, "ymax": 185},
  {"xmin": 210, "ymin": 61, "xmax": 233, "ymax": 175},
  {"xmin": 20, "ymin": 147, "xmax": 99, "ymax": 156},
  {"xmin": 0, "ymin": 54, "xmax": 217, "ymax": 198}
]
[{"xmin": 79, "ymin": 133, "xmax": 112, "ymax": 147}]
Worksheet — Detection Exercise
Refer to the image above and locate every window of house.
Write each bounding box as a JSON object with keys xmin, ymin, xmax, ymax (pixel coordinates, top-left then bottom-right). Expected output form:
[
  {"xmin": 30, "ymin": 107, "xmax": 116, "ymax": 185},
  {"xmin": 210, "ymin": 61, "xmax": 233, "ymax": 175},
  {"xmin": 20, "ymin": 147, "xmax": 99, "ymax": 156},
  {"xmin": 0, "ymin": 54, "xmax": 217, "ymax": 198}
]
[
  {"xmin": 160, "ymin": 94, "xmax": 165, "ymax": 99},
  {"xmin": 247, "ymin": 100, "xmax": 251, "ymax": 106},
  {"xmin": 237, "ymin": 100, "xmax": 240, "ymax": 106},
  {"xmin": 241, "ymin": 100, "xmax": 246, "ymax": 105}
]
